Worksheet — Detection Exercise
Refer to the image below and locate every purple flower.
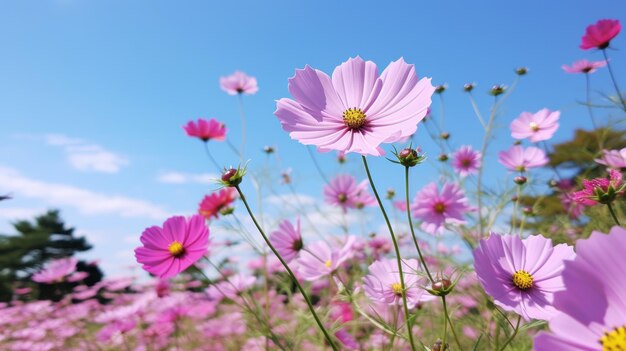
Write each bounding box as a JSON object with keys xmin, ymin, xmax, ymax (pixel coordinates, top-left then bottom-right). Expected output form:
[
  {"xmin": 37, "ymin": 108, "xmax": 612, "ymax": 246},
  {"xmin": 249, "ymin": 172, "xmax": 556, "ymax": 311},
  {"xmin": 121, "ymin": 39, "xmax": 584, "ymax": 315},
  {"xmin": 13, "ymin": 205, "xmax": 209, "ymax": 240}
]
[
  {"xmin": 297, "ymin": 236, "xmax": 356, "ymax": 281},
  {"xmin": 562, "ymin": 59, "xmax": 607, "ymax": 74},
  {"xmin": 269, "ymin": 218, "xmax": 303, "ymax": 263},
  {"xmin": 473, "ymin": 233, "xmax": 575, "ymax": 321},
  {"xmin": 498, "ymin": 145, "xmax": 549, "ymax": 172},
  {"xmin": 323, "ymin": 174, "xmax": 375, "ymax": 212},
  {"xmin": 595, "ymin": 147, "xmax": 626, "ymax": 169},
  {"xmin": 275, "ymin": 56, "xmax": 435, "ymax": 156},
  {"xmin": 533, "ymin": 226, "xmax": 626, "ymax": 350},
  {"xmin": 220, "ymin": 71, "xmax": 258, "ymax": 95},
  {"xmin": 451, "ymin": 145, "xmax": 481, "ymax": 177},
  {"xmin": 410, "ymin": 182, "xmax": 472, "ymax": 235},
  {"xmin": 32, "ymin": 258, "xmax": 78, "ymax": 283},
  {"xmin": 510, "ymin": 109, "xmax": 560, "ymax": 143},
  {"xmin": 363, "ymin": 258, "xmax": 434, "ymax": 308}
]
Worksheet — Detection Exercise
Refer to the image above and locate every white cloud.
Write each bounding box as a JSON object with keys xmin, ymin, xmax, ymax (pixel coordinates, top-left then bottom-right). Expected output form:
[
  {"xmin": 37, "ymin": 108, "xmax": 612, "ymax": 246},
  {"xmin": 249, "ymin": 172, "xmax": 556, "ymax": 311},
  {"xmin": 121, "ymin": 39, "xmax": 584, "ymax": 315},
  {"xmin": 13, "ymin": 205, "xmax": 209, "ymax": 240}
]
[
  {"xmin": 0, "ymin": 207, "xmax": 46, "ymax": 220},
  {"xmin": 0, "ymin": 166, "xmax": 169, "ymax": 220},
  {"xmin": 156, "ymin": 171, "xmax": 218, "ymax": 184},
  {"xmin": 44, "ymin": 133, "xmax": 129, "ymax": 173}
]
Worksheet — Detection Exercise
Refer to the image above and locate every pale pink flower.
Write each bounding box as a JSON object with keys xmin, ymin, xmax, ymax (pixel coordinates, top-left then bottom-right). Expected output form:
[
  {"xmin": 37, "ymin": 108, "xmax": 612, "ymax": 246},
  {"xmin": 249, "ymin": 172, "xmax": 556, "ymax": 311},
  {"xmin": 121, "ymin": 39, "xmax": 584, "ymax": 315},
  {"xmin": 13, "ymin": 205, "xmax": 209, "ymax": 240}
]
[
  {"xmin": 595, "ymin": 147, "xmax": 626, "ymax": 168},
  {"xmin": 269, "ymin": 218, "xmax": 303, "ymax": 263},
  {"xmin": 510, "ymin": 109, "xmax": 560, "ymax": 143},
  {"xmin": 297, "ymin": 236, "xmax": 356, "ymax": 281},
  {"xmin": 498, "ymin": 145, "xmax": 549, "ymax": 172},
  {"xmin": 562, "ymin": 59, "xmax": 607, "ymax": 74},
  {"xmin": 32, "ymin": 258, "xmax": 77, "ymax": 283},
  {"xmin": 323, "ymin": 174, "xmax": 375, "ymax": 212},
  {"xmin": 219, "ymin": 71, "xmax": 258, "ymax": 95}
]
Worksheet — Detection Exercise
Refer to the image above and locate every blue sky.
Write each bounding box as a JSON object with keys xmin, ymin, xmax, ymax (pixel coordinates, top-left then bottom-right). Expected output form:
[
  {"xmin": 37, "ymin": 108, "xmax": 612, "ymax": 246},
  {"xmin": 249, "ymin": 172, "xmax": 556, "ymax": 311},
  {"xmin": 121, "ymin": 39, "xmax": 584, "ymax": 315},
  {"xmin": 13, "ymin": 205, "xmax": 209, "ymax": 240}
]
[{"xmin": 1, "ymin": 1, "xmax": 625, "ymax": 276}]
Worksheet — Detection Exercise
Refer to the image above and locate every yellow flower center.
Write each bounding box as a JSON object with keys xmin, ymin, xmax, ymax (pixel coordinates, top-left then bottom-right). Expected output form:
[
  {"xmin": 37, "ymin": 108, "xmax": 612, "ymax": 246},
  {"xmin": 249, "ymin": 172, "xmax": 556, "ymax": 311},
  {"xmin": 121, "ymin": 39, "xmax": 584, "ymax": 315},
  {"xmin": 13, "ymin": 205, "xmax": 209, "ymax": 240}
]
[
  {"xmin": 168, "ymin": 240, "xmax": 185, "ymax": 257},
  {"xmin": 343, "ymin": 108, "xmax": 367, "ymax": 129},
  {"xmin": 434, "ymin": 202, "xmax": 446, "ymax": 214},
  {"xmin": 512, "ymin": 270, "xmax": 533, "ymax": 290},
  {"xmin": 391, "ymin": 282, "xmax": 403, "ymax": 296},
  {"xmin": 337, "ymin": 193, "xmax": 347, "ymax": 203},
  {"xmin": 325, "ymin": 260, "xmax": 332, "ymax": 268},
  {"xmin": 601, "ymin": 326, "xmax": 626, "ymax": 351},
  {"xmin": 529, "ymin": 122, "xmax": 540, "ymax": 132}
]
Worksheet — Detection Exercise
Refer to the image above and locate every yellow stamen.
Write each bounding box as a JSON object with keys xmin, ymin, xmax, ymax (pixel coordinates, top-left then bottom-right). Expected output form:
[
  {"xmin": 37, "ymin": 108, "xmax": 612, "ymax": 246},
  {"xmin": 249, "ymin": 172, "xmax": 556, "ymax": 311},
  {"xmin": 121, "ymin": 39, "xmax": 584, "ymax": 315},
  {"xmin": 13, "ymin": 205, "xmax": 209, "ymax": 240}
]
[
  {"xmin": 600, "ymin": 326, "xmax": 626, "ymax": 351},
  {"xmin": 434, "ymin": 202, "xmax": 446, "ymax": 214},
  {"xmin": 391, "ymin": 282, "xmax": 403, "ymax": 296},
  {"xmin": 342, "ymin": 108, "xmax": 367, "ymax": 129},
  {"xmin": 529, "ymin": 122, "xmax": 540, "ymax": 132},
  {"xmin": 324, "ymin": 260, "xmax": 332, "ymax": 268},
  {"xmin": 512, "ymin": 270, "xmax": 533, "ymax": 290},
  {"xmin": 168, "ymin": 241, "xmax": 185, "ymax": 257}
]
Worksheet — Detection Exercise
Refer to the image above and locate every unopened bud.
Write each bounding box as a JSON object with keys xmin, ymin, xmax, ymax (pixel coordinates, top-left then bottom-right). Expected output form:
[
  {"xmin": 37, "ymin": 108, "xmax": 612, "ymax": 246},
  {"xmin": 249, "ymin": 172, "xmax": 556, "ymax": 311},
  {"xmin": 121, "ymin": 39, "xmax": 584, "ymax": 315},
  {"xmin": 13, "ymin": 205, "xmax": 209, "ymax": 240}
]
[
  {"xmin": 489, "ymin": 84, "xmax": 506, "ymax": 96},
  {"xmin": 514, "ymin": 176, "xmax": 527, "ymax": 185},
  {"xmin": 440, "ymin": 132, "xmax": 450, "ymax": 140},
  {"xmin": 438, "ymin": 154, "xmax": 448, "ymax": 162},
  {"xmin": 463, "ymin": 83, "xmax": 475, "ymax": 92},
  {"xmin": 515, "ymin": 67, "xmax": 528, "ymax": 76}
]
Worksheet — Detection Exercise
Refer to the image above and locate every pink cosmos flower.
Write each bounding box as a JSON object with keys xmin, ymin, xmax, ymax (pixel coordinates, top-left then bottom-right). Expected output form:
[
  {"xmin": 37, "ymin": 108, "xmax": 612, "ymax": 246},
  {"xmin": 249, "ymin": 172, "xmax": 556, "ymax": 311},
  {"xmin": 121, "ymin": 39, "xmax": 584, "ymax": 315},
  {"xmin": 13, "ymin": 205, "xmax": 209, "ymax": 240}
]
[
  {"xmin": 363, "ymin": 258, "xmax": 433, "ymax": 308},
  {"xmin": 410, "ymin": 182, "xmax": 472, "ymax": 235},
  {"xmin": 269, "ymin": 218, "xmax": 303, "ymax": 263},
  {"xmin": 498, "ymin": 145, "xmax": 549, "ymax": 172},
  {"xmin": 473, "ymin": 233, "xmax": 575, "ymax": 321},
  {"xmin": 275, "ymin": 56, "xmax": 435, "ymax": 156},
  {"xmin": 571, "ymin": 169, "xmax": 625, "ymax": 206},
  {"xmin": 451, "ymin": 145, "xmax": 481, "ymax": 177},
  {"xmin": 207, "ymin": 274, "xmax": 256, "ymax": 301},
  {"xmin": 595, "ymin": 147, "xmax": 626, "ymax": 168},
  {"xmin": 134, "ymin": 215, "xmax": 210, "ymax": 279},
  {"xmin": 510, "ymin": 109, "xmax": 560, "ymax": 143},
  {"xmin": 323, "ymin": 174, "xmax": 375, "ymax": 212},
  {"xmin": 182, "ymin": 118, "xmax": 227, "ymax": 142},
  {"xmin": 562, "ymin": 59, "xmax": 607, "ymax": 74},
  {"xmin": 297, "ymin": 236, "xmax": 356, "ymax": 281},
  {"xmin": 580, "ymin": 19, "xmax": 621, "ymax": 50},
  {"xmin": 533, "ymin": 226, "xmax": 626, "ymax": 350},
  {"xmin": 198, "ymin": 188, "xmax": 237, "ymax": 220},
  {"xmin": 219, "ymin": 71, "xmax": 258, "ymax": 95},
  {"xmin": 32, "ymin": 258, "xmax": 78, "ymax": 283}
]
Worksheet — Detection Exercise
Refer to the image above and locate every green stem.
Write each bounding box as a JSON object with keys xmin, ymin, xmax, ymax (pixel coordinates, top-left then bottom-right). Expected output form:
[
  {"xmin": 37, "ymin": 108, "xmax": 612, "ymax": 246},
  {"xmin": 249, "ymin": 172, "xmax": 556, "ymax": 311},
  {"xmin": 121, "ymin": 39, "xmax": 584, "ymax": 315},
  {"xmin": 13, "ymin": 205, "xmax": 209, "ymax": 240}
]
[
  {"xmin": 441, "ymin": 297, "xmax": 448, "ymax": 351},
  {"xmin": 602, "ymin": 49, "xmax": 626, "ymax": 111},
  {"xmin": 442, "ymin": 296, "xmax": 462, "ymax": 350},
  {"xmin": 234, "ymin": 185, "xmax": 338, "ymax": 351},
  {"xmin": 362, "ymin": 156, "xmax": 417, "ymax": 351},
  {"xmin": 404, "ymin": 166, "xmax": 434, "ymax": 283},
  {"xmin": 498, "ymin": 315, "xmax": 521, "ymax": 351},
  {"xmin": 237, "ymin": 94, "xmax": 247, "ymax": 162},
  {"xmin": 203, "ymin": 142, "xmax": 222, "ymax": 172},
  {"xmin": 607, "ymin": 202, "xmax": 621, "ymax": 226}
]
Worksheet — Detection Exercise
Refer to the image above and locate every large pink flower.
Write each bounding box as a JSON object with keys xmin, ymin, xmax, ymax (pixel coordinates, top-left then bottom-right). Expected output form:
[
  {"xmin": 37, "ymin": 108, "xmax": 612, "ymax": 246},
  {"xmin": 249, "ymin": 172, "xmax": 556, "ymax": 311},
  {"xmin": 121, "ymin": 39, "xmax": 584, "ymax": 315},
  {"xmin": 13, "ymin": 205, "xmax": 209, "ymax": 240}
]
[
  {"xmin": 510, "ymin": 109, "xmax": 560, "ymax": 143},
  {"xmin": 580, "ymin": 19, "xmax": 621, "ymax": 50},
  {"xmin": 498, "ymin": 145, "xmax": 549, "ymax": 172},
  {"xmin": 323, "ymin": 174, "xmax": 375, "ymax": 212},
  {"xmin": 275, "ymin": 56, "xmax": 435, "ymax": 156},
  {"xmin": 562, "ymin": 59, "xmax": 607, "ymax": 74},
  {"xmin": 410, "ymin": 182, "xmax": 472, "ymax": 235},
  {"xmin": 134, "ymin": 215, "xmax": 210, "ymax": 279},
  {"xmin": 32, "ymin": 258, "xmax": 78, "ymax": 283},
  {"xmin": 183, "ymin": 118, "xmax": 227, "ymax": 142},
  {"xmin": 473, "ymin": 233, "xmax": 575, "ymax": 321},
  {"xmin": 219, "ymin": 71, "xmax": 258, "ymax": 95}
]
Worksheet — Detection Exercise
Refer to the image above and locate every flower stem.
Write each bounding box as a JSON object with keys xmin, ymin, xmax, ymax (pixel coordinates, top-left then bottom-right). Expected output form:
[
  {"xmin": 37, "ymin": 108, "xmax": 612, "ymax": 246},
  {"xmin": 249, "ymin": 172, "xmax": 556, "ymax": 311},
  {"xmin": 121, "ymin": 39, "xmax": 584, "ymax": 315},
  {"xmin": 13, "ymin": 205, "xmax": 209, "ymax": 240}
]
[
  {"xmin": 584, "ymin": 73, "xmax": 599, "ymax": 130},
  {"xmin": 442, "ymin": 295, "xmax": 462, "ymax": 350},
  {"xmin": 202, "ymin": 142, "xmax": 222, "ymax": 172},
  {"xmin": 234, "ymin": 185, "xmax": 338, "ymax": 351},
  {"xmin": 237, "ymin": 94, "xmax": 247, "ymax": 162},
  {"xmin": 404, "ymin": 166, "xmax": 434, "ymax": 283},
  {"xmin": 362, "ymin": 156, "xmax": 417, "ymax": 351},
  {"xmin": 602, "ymin": 49, "xmax": 626, "ymax": 111},
  {"xmin": 607, "ymin": 202, "xmax": 621, "ymax": 226},
  {"xmin": 498, "ymin": 315, "xmax": 521, "ymax": 351}
]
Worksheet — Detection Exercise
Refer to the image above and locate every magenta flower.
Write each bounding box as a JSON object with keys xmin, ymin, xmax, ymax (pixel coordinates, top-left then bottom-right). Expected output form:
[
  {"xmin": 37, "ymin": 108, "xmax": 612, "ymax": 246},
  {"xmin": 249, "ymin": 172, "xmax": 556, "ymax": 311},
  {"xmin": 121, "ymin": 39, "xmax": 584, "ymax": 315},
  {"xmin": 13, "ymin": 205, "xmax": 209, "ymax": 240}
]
[
  {"xmin": 363, "ymin": 258, "xmax": 433, "ymax": 308},
  {"xmin": 410, "ymin": 182, "xmax": 472, "ymax": 235},
  {"xmin": 32, "ymin": 257, "xmax": 78, "ymax": 283},
  {"xmin": 473, "ymin": 233, "xmax": 575, "ymax": 321},
  {"xmin": 323, "ymin": 174, "xmax": 375, "ymax": 212},
  {"xmin": 219, "ymin": 71, "xmax": 258, "ymax": 95},
  {"xmin": 134, "ymin": 215, "xmax": 210, "ymax": 279},
  {"xmin": 498, "ymin": 145, "xmax": 549, "ymax": 172},
  {"xmin": 580, "ymin": 19, "xmax": 621, "ymax": 50},
  {"xmin": 297, "ymin": 236, "xmax": 355, "ymax": 281},
  {"xmin": 269, "ymin": 218, "xmax": 303, "ymax": 263},
  {"xmin": 595, "ymin": 147, "xmax": 626, "ymax": 169},
  {"xmin": 510, "ymin": 109, "xmax": 560, "ymax": 143},
  {"xmin": 533, "ymin": 227, "xmax": 626, "ymax": 350},
  {"xmin": 275, "ymin": 56, "xmax": 435, "ymax": 156},
  {"xmin": 451, "ymin": 145, "xmax": 481, "ymax": 177},
  {"xmin": 182, "ymin": 118, "xmax": 227, "ymax": 142},
  {"xmin": 198, "ymin": 188, "xmax": 237, "ymax": 220},
  {"xmin": 562, "ymin": 59, "xmax": 607, "ymax": 74},
  {"xmin": 571, "ymin": 169, "xmax": 625, "ymax": 206}
]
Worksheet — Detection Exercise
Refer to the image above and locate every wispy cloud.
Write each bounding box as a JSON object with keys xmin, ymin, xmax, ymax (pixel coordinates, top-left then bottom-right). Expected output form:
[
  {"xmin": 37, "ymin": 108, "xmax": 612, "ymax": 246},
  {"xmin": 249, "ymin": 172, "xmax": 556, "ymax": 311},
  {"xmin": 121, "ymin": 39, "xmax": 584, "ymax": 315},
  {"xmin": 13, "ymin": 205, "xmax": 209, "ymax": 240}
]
[
  {"xmin": 44, "ymin": 134, "xmax": 129, "ymax": 173},
  {"xmin": 0, "ymin": 166, "xmax": 168, "ymax": 220},
  {"xmin": 0, "ymin": 207, "xmax": 46, "ymax": 220},
  {"xmin": 156, "ymin": 171, "xmax": 218, "ymax": 184}
]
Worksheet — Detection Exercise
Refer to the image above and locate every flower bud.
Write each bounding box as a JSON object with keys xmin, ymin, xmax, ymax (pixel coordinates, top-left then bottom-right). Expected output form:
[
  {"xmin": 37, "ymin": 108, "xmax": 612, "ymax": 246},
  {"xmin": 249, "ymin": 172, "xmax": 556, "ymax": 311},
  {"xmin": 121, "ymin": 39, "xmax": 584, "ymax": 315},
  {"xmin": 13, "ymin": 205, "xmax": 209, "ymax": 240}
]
[
  {"xmin": 523, "ymin": 206, "xmax": 534, "ymax": 215},
  {"xmin": 395, "ymin": 147, "xmax": 425, "ymax": 167},
  {"xmin": 263, "ymin": 146, "xmax": 275, "ymax": 154},
  {"xmin": 386, "ymin": 188, "xmax": 395, "ymax": 200},
  {"xmin": 463, "ymin": 83, "xmax": 475, "ymax": 92},
  {"xmin": 219, "ymin": 166, "xmax": 246, "ymax": 187},
  {"xmin": 514, "ymin": 176, "xmax": 527, "ymax": 185},
  {"xmin": 440, "ymin": 132, "xmax": 450, "ymax": 140},
  {"xmin": 438, "ymin": 154, "xmax": 448, "ymax": 162},
  {"xmin": 513, "ymin": 140, "xmax": 522, "ymax": 145},
  {"xmin": 515, "ymin": 67, "xmax": 529, "ymax": 76},
  {"xmin": 435, "ymin": 84, "xmax": 447, "ymax": 94},
  {"xmin": 489, "ymin": 84, "xmax": 506, "ymax": 96},
  {"xmin": 432, "ymin": 278, "xmax": 452, "ymax": 292}
]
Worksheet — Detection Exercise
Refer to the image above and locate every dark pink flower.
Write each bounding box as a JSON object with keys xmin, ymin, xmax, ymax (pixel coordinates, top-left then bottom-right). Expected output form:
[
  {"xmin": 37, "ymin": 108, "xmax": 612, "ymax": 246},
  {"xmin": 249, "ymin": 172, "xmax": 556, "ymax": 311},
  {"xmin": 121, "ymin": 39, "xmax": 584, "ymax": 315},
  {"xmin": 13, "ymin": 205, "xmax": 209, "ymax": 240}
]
[
  {"xmin": 571, "ymin": 169, "xmax": 625, "ymax": 206},
  {"xmin": 562, "ymin": 59, "xmax": 607, "ymax": 74},
  {"xmin": 182, "ymin": 118, "xmax": 227, "ymax": 142},
  {"xmin": 275, "ymin": 56, "xmax": 435, "ymax": 156},
  {"xmin": 220, "ymin": 71, "xmax": 258, "ymax": 95},
  {"xmin": 473, "ymin": 233, "xmax": 575, "ymax": 321},
  {"xmin": 323, "ymin": 174, "xmax": 375, "ymax": 212},
  {"xmin": 534, "ymin": 227, "xmax": 626, "ymax": 350},
  {"xmin": 510, "ymin": 109, "xmax": 560, "ymax": 143},
  {"xmin": 451, "ymin": 145, "xmax": 481, "ymax": 177},
  {"xmin": 198, "ymin": 188, "xmax": 237, "ymax": 220},
  {"xmin": 580, "ymin": 19, "xmax": 621, "ymax": 50},
  {"xmin": 498, "ymin": 145, "xmax": 549, "ymax": 172},
  {"xmin": 410, "ymin": 182, "xmax": 472, "ymax": 235},
  {"xmin": 269, "ymin": 218, "xmax": 303, "ymax": 263},
  {"xmin": 134, "ymin": 215, "xmax": 210, "ymax": 279},
  {"xmin": 32, "ymin": 258, "xmax": 77, "ymax": 283}
]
